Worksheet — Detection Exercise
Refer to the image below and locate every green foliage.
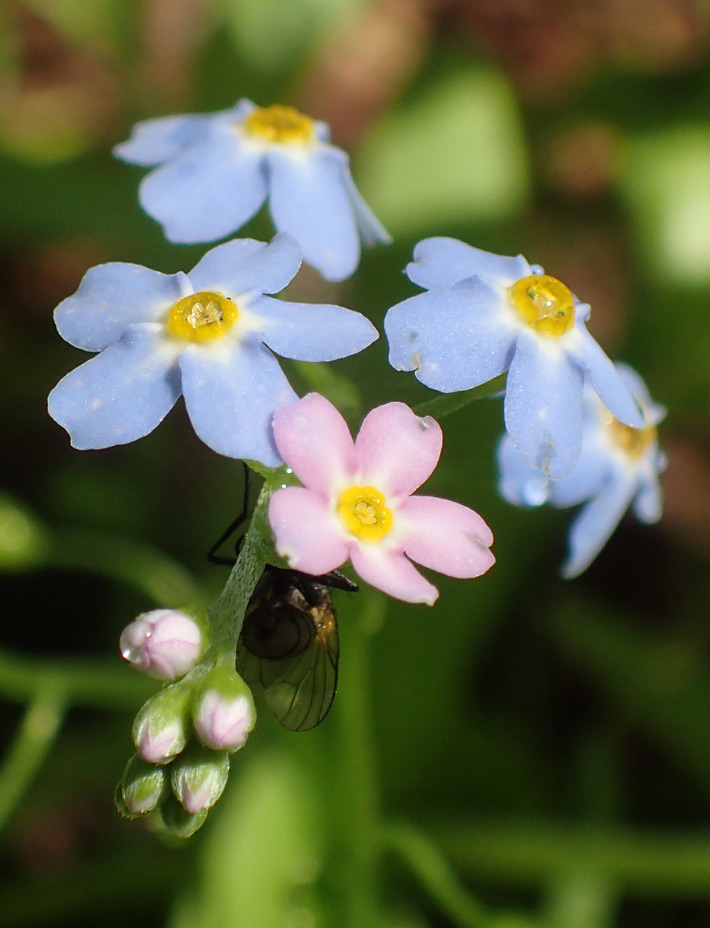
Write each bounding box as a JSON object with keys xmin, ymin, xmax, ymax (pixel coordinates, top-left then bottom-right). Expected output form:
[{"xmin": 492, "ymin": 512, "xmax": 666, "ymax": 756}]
[{"xmin": 358, "ymin": 65, "xmax": 529, "ymax": 236}]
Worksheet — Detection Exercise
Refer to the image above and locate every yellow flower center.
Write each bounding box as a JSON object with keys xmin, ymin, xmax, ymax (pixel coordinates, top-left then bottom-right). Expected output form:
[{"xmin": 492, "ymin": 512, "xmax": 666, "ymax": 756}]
[
  {"xmin": 604, "ymin": 413, "xmax": 657, "ymax": 459},
  {"xmin": 243, "ymin": 105, "xmax": 315, "ymax": 145},
  {"xmin": 508, "ymin": 274, "xmax": 575, "ymax": 338},
  {"xmin": 165, "ymin": 291, "xmax": 239, "ymax": 343},
  {"xmin": 337, "ymin": 485, "xmax": 393, "ymax": 543}
]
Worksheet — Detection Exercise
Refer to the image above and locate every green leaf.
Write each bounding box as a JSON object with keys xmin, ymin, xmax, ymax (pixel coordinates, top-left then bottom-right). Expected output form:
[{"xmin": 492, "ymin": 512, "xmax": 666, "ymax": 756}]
[
  {"xmin": 213, "ymin": 0, "xmax": 360, "ymax": 73},
  {"xmin": 23, "ymin": 0, "xmax": 126, "ymax": 51},
  {"xmin": 620, "ymin": 126, "xmax": 710, "ymax": 285},
  {"xmin": 357, "ymin": 66, "xmax": 529, "ymax": 237}
]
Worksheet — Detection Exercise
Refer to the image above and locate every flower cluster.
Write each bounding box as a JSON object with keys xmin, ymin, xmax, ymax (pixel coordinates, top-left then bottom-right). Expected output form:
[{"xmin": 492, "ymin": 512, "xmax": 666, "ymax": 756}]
[
  {"xmin": 117, "ymin": 611, "xmax": 255, "ymax": 836},
  {"xmin": 46, "ymin": 94, "xmax": 666, "ymax": 835}
]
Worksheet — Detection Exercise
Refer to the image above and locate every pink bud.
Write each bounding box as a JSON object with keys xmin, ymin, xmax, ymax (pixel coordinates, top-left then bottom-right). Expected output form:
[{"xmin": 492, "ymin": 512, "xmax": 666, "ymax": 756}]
[
  {"xmin": 120, "ymin": 609, "xmax": 202, "ymax": 681},
  {"xmin": 137, "ymin": 719, "xmax": 185, "ymax": 765},
  {"xmin": 132, "ymin": 683, "xmax": 191, "ymax": 765},
  {"xmin": 193, "ymin": 690, "xmax": 255, "ymax": 752},
  {"xmin": 171, "ymin": 748, "xmax": 230, "ymax": 814}
]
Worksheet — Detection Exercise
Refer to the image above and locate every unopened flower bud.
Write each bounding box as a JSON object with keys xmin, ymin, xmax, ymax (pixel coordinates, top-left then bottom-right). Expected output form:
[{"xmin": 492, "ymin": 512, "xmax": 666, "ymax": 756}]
[
  {"xmin": 171, "ymin": 744, "xmax": 230, "ymax": 814},
  {"xmin": 192, "ymin": 668, "xmax": 255, "ymax": 752},
  {"xmin": 120, "ymin": 609, "xmax": 202, "ymax": 680},
  {"xmin": 133, "ymin": 682, "xmax": 191, "ymax": 764},
  {"xmin": 158, "ymin": 793, "xmax": 208, "ymax": 839},
  {"xmin": 115, "ymin": 783, "xmax": 140, "ymax": 820},
  {"xmin": 120, "ymin": 754, "xmax": 168, "ymax": 815}
]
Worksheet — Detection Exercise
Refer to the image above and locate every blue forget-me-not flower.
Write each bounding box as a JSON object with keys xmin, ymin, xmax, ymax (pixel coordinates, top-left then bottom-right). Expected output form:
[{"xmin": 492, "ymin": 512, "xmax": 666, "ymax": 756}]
[
  {"xmin": 384, "ymin": 237, "xmax": 644, "ymax": 479},
  {"xmin": 497, "ymin": 363, "xmax": 666, "ymax": 577},
  {"xmin": 48, "ymin": 234, "xmax": 378, "ymax": 466},
  {"xmin": 114, "ymin": 99, "xmax": 391, "ymax": 283}
]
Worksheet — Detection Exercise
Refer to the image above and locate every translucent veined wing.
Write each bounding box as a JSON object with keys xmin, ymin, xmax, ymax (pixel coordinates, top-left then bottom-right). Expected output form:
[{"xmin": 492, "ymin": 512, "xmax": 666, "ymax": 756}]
[{"xmin": 237, "ymin": 568, "xmax": 340, "ymax": 731}]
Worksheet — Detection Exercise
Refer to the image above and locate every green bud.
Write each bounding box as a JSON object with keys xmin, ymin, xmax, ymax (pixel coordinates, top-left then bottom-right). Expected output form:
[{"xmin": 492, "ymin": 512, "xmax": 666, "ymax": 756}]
[
  {"xmin": 115, "ymin": 782, "xmax": 141, "ymax": 820},
  {"xmin": 120, "ymin": 754, "xmax": 168, "ymax": 815},
  {"xmin": 133, "ymin": 681, "xmax": 192, "ymax": 764},
  {"xmin": 170, "ymin": 743, "xmax": 230, "ymax": 814},
  {"xmin": 158, "ymin": 793, "xmax": 208, "ymax": 839}
]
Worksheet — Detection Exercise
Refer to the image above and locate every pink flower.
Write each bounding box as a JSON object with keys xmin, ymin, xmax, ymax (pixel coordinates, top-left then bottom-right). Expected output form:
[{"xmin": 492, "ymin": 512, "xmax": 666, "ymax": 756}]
[{"xmin": 268, "ymin": 394, "xmax": 495, "ymax": 604}]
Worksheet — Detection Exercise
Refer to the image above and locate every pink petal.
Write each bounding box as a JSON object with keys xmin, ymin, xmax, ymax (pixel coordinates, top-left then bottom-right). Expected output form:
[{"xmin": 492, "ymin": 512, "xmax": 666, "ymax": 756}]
[
  {"xmin": 397, "ymin": 496, "xmax": 495, "ymax": 578},
  {"xmin": 269, "ymin": 486, "xmax": 350, "ymax": 575},
  {"xmin": 354, "ymin": 403, "xmax": 442, "ymax": 499},
  {"xmin": 350, "ymin": 544, "xmax": 439, "ymax": 605},
  {"xmin": 272, "ymin": 393, "xmax": 356, "ymax": 491}
]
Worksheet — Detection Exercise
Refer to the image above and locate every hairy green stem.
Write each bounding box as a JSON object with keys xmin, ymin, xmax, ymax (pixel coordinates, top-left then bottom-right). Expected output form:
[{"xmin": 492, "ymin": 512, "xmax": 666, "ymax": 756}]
[
  {"xmin": 206, "ymin": 475, "xmax": 287, "ymax": 658},
  {"xmin": 414, "ymin": 373, "xmax": 506, "ymax": 420}
]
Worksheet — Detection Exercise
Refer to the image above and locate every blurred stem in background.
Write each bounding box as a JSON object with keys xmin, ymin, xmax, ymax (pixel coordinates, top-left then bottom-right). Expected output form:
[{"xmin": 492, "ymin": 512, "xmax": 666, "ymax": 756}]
[
  {"xmin": 0, "ymin": 689, "xmax": 65, "ymax": 834},
  {"xmin": 337, "ymin": 589, "xmax": 385, "ymax": 927}
]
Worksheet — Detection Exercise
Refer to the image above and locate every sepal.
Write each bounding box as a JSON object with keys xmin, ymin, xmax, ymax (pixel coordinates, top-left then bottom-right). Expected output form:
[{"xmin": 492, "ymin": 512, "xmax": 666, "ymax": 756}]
[
  {"xmin": 119, "ymin": 754, "xmax": 168, "ymax": 815},
  {"xmin": 157, "ymin": 793, "xmax": 208, "ymax": 839}
]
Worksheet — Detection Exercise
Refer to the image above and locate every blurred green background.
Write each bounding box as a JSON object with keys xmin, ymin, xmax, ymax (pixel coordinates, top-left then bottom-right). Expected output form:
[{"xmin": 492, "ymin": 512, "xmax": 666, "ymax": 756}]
[{"xmin": 1, "ymin": 1, "xmax": 710, "ymax": 926}]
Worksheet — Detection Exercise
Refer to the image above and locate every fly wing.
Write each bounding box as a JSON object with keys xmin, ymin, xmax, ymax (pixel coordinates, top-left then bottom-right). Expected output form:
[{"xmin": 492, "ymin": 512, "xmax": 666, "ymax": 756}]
[
  {"xmin": 236, "ymin": 607, "xmax": 339, "ymax": 732},
  {"xmin": 262, "ymin": 610, "xmax": 339, "ymax": 731}
]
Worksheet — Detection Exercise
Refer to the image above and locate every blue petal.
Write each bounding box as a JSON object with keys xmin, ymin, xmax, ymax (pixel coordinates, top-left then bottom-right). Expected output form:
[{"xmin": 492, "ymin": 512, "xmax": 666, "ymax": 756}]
[
  {"xmin": 407, "ymin": 238, "xmax": 531, "ymax": 291},
  {"xmin": 561, "ymin": 473, "xmax": 637, "ymax": 578},
  {"xmin": 384, "ymin": 277, "xmax": 514, "ymax": 392},
  {"xmin": 341, "ymin": 166, "xmax": 391, "ymax": 247},
  {"xmin": 616, "ymin": 363, "xmax": 667, "ymax": 426},
  {"xmin": 139, "ymin": 124, "xmax": 267, "ymax": 244},
  {"xmin": 546, "ymin": 442, "xmax": 612, "ymax": 507},
  {"xmin": 48, "ymin": 325, "xmax": 181, "ymax": 449},
  {"xmin": 568, "ymin": 327, "xmax": 644, "ymax": 428},
  {"xmin": 54, "ymin": 264, "xmax": 186, "ymax": 351},
  {"xmin": 179, "ymin": 340, "xmax": 298, "ymax": 465},
  {"xmin": 251, "ymin": 295, "xmax": 378, "ymax": 361},
  {"xmin": 187, "ymin": 234, "xmax": 301, "ymax": 298},
  {"xmin": 616, "ymin": 362, "xmax": 652, "ymax": 405},
  {"xmin": 632, "ymin": 470, "xmax": 663, "ymax": 523},
  {"xmin": 266, "ymin": 146, "xmax": 359, "ymax": 282},
  {"xmin": 114, "ymin": 114, "xmax": 211, "ymax": 166},
  {"xmin": 496, "ymin": 434, "xmax": 550, "ymax": 507},
  {"xmin": 505, "ymin": 335, "xmax": 584, "ymax": 479},
  {"xmin": 313, "ymin": 120, "xmax": 331, "ymax": 143}
]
